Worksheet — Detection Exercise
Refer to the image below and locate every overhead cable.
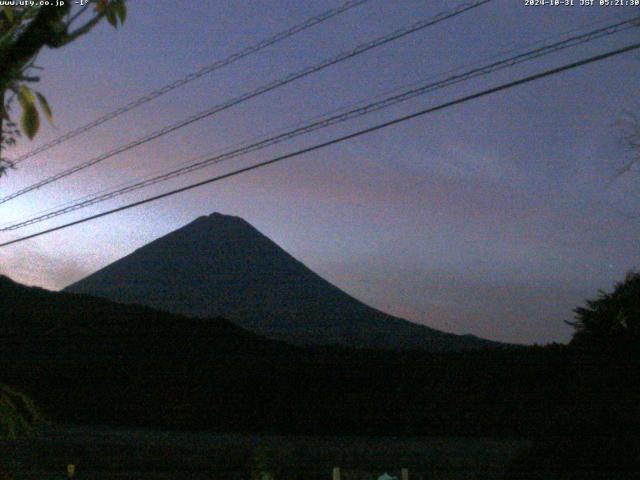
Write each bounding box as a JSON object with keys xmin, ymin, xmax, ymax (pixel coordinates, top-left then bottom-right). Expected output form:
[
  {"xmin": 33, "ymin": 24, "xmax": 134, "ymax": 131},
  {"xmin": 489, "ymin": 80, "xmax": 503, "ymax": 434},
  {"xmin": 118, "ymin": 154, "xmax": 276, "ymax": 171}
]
[
  {"xmin": 2, "ymin": 16, "xmax": 635, "ymax": 231},
  {"xmin": 2, "ymin": 41, "xmax": 637, "ymax": 247},
  {"xmin": 0, "ymin": 0, "xmax": 491, "ymax": 205}
]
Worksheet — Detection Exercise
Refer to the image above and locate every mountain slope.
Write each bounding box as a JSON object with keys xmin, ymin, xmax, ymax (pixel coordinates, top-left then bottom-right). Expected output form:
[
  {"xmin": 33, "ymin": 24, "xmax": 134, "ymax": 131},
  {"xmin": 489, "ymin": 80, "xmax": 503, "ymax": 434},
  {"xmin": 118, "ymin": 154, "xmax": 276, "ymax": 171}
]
[{"xmin": 65, "ymin": 213, "xmax": 499, "ymax": 351}]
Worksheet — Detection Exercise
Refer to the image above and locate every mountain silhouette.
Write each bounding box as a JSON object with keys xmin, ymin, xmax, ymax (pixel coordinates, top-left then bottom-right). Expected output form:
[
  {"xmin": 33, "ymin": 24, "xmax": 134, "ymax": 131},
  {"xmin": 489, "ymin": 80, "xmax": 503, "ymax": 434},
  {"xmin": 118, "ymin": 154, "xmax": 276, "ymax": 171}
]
[{"xmin": 66, "ymin": 212, "xmax": 499, "ymax": 351}]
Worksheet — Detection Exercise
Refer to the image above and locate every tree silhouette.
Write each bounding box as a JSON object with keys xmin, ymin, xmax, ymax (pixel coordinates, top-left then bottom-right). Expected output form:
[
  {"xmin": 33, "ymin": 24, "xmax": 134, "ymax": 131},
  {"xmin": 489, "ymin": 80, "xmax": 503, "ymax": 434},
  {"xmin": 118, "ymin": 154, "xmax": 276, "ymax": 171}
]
[
  {"xmin": 0, "ymin": 1, "xmax": 127, "ymax": 175},
  {"xmin": 507, "ymin": 274, "xmax": 640, "ymax": 479},
  {"xmin": 0, "ymin": 2, "xmax": 127, "ymax": 456},
  {"xmin": 568, "ymin": 271, "xmax": 640, "ymax": 350}
]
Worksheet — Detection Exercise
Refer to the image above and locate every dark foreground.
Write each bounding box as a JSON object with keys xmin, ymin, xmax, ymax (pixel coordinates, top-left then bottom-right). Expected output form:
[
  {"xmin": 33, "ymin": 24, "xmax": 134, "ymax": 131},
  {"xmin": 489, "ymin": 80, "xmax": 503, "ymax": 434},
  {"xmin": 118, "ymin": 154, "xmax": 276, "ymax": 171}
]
[{"xmin": 0, "ymin": 425, "xmax": 529, "ymax": 480}]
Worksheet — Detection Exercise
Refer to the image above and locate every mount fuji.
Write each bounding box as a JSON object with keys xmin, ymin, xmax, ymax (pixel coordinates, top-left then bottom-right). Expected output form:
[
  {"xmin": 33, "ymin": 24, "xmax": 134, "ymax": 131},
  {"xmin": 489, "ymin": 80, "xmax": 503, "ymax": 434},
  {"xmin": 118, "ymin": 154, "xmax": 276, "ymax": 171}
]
[{"xmin": 65, "ymin": 213, "xmax": 499, "ymax": 351}]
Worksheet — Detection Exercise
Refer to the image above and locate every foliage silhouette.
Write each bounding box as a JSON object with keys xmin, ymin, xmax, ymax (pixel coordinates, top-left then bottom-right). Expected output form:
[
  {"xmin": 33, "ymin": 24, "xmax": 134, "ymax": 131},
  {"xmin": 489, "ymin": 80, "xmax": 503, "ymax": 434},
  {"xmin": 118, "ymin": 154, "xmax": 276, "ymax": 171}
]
[
  {"xmin": 0, "ymin": 275, "xmax": 582, "ymax": 437},
  {"xmin": 506, "ymin": 272, "xmax": 640, "ymax": 479},
  {"xmin": 567, "ymin": 271, "xmax": 640, "ymax": 350},
  {"xmin": 2, "ymin": 273, "xmax": 638, "ymax": 477},
  {"xmin": 0, "ymin": 1, "xmax": 126, "ymax": 173},
  {"xmin": 0, "ymin": 384, "xmax": 41, "ymax": 439}
]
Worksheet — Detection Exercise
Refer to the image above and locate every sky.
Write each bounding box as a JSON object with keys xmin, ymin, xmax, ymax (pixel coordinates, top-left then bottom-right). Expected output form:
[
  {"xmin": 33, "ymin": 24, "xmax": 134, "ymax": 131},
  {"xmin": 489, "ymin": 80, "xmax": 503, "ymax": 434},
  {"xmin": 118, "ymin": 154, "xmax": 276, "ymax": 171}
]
[{"xmin": 0, "ymin": 0, "xmax": 639, "ymax": 345}]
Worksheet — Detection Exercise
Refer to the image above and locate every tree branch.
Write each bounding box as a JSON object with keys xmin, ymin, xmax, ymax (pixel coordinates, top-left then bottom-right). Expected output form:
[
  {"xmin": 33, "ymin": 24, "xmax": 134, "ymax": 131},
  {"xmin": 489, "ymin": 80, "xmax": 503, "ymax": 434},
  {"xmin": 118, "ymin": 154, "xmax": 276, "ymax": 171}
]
[
  {"xmin": 0, "ymin": 5, "xmax": 70, "ymax": 90},
  {"xmin": 67, "ymin": 3, "xmax": 92, "ymax": 27},
  {"xmin": 53, "ymin": 11, "xmax": 106, "ymax": 47}
]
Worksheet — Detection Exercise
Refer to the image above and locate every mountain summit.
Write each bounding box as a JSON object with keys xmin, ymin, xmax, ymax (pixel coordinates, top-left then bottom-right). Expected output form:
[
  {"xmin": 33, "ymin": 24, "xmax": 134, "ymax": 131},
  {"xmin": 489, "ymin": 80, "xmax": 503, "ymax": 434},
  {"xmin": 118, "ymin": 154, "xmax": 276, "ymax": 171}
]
[{"xmin": 66, "ymin": 213, "xmax": 498, "ymax": 351}]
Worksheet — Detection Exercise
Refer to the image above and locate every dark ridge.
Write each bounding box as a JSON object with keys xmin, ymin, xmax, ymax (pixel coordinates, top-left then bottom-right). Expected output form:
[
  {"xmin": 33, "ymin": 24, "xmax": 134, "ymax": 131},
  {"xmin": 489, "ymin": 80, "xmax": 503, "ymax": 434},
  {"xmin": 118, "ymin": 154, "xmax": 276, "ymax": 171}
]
[{"xmin": 3, "ymin": 274, "xmax": 617, "ymax": 438}]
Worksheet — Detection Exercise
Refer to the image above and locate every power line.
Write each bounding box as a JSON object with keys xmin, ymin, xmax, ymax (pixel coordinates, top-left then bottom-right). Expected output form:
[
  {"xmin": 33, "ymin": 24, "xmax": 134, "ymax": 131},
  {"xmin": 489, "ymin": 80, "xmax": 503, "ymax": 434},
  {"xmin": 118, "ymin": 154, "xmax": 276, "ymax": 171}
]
[
  {"xmin": 1, "ymin": 13, "xmax": 629, "ymax": 230},
  {"xmin": 2, "ymin": 41, "xmax": 637, "ymax": 248},
  {"xmin": 2, "ymin": 16, "xmax": 635, "ymax": 232},
  {"xmin": 0, "ymin": 0, "xmax": 491, "ymax": 206},
  {"xmin": 10, "ymin": 0, "xmax": 370, "ymax": 165}
]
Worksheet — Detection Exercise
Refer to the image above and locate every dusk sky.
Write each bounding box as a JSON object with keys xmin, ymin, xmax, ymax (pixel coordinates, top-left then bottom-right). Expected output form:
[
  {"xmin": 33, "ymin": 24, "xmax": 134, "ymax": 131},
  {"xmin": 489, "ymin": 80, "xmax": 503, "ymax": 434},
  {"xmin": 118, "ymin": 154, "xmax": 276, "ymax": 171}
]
[{"xmin": 1, "ymin": 0, "xmax": 638, "ymax": 345}]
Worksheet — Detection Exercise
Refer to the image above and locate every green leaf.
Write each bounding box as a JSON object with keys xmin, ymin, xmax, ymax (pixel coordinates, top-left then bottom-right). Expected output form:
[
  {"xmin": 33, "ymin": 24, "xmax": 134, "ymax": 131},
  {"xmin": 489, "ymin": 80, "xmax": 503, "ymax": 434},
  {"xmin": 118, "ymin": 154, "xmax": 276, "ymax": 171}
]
[
  {"xmin": 0, "ymin": 385, "xmax": 39, "ymax": 439},
  {"xmin": 105, "ymin": 7, "xmax": 118, "ymax": 28},
  {"xmin": 17, "ymin": 85, "xmax": 35, "ymax": 107},
  {"xmin": 20, "ymin": 103, "xmax": 39, "ymax": 140},
  {"xmin": 36, "ymin": 92, "xmax": 54, "ymax": 125},
  {"xmin": 115, "ymin": 0, "xmax": 126, "ymax": 24},
  {"xmin": 3, "ymin": 6, "xmax": 13, "ymax": 23},
  {"xmin": 18, "ymin": 86, "xmax": 39, "ymax": 140}
]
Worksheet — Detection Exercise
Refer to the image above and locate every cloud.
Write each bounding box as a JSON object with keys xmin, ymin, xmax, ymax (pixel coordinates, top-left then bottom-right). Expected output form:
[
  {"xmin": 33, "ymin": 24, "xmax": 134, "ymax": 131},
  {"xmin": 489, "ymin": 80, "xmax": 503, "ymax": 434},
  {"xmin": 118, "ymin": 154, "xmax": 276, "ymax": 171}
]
[{"xmin": 0, "ymin": 244, "xmax": 93, "ymax": 290}]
